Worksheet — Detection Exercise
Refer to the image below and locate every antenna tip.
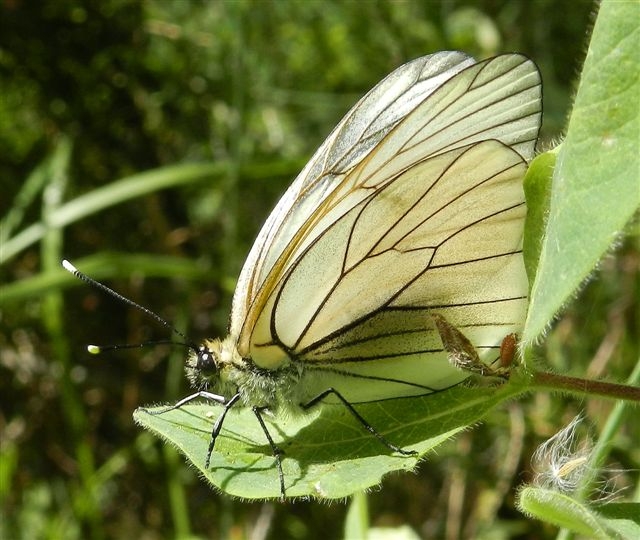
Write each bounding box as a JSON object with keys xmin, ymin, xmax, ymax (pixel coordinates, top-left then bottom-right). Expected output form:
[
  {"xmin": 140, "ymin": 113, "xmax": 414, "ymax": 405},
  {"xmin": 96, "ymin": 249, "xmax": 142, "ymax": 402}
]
[
  {"xmin": 62, "ymin": 259, "xmax": 77, "ymax": 273},
  {"xmin": 87, "ymin": 345, "xmax": 101, "ymax": 354}
]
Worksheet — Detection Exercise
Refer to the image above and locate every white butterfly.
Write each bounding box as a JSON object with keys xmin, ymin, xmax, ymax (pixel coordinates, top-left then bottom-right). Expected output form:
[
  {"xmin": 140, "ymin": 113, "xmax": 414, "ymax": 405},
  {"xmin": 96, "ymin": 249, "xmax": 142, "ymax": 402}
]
[{"xmin": 174, "ymin": 51, "xmax": 542, "ymax": 496}]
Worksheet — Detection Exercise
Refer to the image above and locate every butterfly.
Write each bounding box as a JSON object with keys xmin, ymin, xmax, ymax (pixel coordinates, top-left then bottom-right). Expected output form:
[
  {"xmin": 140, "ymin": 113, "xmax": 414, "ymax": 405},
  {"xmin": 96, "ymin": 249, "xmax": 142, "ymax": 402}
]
[{"xmin": 66, "ymin": 50, "xmax": 542, "ymax": 499}]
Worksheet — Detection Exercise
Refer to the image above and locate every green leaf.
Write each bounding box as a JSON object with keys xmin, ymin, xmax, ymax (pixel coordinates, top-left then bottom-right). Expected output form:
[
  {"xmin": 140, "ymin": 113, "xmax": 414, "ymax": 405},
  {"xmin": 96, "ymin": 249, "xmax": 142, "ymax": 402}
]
[
  {"xmin": 344, "ymin": 492, "xmax": 370, "ymax": 539},
  {"xmin": 525, "ymin": 0, "xmax": 640, "ymax": 342},
  {"xmin": 522, "ymin": 147, "xmax": 557, "ymax": 290},
  {"xmin": 134, "ymin": 379, "xmax": 526, "ymax": 499},
  {"xmin": 596, "ymin": 502, "xmax": 640, "ymax": 540},
  {"xmin": 518, "ymin": 488, "xmax": 640, "ymax": 540},
  {"xmin": 517, "ymin": 487, "xmax": 610, "ymax": 539}
]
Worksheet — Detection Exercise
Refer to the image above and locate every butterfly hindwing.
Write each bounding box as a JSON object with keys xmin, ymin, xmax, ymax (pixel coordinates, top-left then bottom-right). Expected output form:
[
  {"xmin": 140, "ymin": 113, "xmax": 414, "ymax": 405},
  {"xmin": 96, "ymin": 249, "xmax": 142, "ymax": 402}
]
[{"xmin": 246, "ymin": 140, "xmax": 528, "ymax": 402}]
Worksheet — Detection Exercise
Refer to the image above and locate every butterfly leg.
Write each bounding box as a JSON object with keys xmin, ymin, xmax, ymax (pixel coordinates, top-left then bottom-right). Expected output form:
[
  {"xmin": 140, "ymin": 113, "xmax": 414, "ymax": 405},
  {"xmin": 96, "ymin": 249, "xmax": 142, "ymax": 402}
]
[
  {"xmin": 301, "ymin": 388, "xmax": 417, "ymax": 456},
  {"xmin": 252, "ymin": 406, "xmax": 286, "ymax": 500},
  {"xmin": 205, "ymin": 393, "xmax": 242, "ymax": 468},
  {"xmin": 142, "ymin": 390, "xmax": 227, "ymax": 416}
]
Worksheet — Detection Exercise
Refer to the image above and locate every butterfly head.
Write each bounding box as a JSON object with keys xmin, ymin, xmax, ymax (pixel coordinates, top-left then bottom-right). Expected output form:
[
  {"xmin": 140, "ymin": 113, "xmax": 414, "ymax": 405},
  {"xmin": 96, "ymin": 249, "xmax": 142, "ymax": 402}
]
[
  {"xmin": 184, "ymin": 336, "xmax": 244, "ymax": 397},
  {"xmin": 185, "ymin": 338, "xmax": 224, "ymax": 390}
]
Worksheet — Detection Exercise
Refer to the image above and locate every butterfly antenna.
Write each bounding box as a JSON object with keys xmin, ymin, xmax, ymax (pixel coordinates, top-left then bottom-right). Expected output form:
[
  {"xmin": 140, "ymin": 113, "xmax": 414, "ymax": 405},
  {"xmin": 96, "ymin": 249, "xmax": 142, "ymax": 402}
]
[{"xmin": 62, "ymin": 259, "xmax": 197, "ymax": 352}]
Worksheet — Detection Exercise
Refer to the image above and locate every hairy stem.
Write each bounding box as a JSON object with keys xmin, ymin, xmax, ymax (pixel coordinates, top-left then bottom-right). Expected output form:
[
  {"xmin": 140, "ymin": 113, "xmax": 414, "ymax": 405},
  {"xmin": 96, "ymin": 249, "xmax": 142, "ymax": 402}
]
[{"xmin": 530, "ymin": 371, "xmax": 640, "ymax": 402}]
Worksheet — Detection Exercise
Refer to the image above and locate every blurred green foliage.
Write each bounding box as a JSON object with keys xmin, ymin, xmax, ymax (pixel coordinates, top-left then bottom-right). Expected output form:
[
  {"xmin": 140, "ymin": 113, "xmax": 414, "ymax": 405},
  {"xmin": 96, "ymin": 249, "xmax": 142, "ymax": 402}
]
[{"xmin": 1, "ymin": 1, "xmax": 637, "ymax": 539}]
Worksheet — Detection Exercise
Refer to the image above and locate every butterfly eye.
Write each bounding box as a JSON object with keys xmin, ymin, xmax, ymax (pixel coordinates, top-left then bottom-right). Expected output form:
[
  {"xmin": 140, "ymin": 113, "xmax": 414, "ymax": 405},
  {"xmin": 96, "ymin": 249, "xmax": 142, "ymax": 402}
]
[{"xmin": 196, "ymin": 346, "xmax": 217, "ymax": 374}]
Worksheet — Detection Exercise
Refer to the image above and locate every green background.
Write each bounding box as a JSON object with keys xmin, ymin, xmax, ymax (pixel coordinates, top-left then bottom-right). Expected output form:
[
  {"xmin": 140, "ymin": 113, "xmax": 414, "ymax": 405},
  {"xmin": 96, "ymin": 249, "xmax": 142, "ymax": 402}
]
[{"xmin": 1, "ymin": 1, "xmax": 637, "ymax": 539}]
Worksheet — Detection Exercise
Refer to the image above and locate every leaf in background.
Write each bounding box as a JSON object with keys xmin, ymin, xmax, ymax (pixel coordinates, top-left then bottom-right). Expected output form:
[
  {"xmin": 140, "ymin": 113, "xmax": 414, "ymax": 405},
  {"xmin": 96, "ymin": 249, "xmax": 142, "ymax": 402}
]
[
  {"xmin": 518, "ymin": 487, "xmax": 640, "ymax": 540},
  {"xmin": 524, "ymin": 0, "xmax": 640, "ymax": 343},
  {"xmin": 597, "ymin": 502, "xmax": 640, "ymax": 540}
]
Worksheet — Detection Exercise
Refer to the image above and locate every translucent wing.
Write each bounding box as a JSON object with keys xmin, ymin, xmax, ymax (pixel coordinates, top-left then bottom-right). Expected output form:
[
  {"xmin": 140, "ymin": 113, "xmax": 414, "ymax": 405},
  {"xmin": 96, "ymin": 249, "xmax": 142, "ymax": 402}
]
[
  {"xmin": 246, "ymin": 140, "xmax": 529, "ymax": 401},
  {"xmin": 231, "ymin": 52, "xmax": 541, "ymax": 340}
]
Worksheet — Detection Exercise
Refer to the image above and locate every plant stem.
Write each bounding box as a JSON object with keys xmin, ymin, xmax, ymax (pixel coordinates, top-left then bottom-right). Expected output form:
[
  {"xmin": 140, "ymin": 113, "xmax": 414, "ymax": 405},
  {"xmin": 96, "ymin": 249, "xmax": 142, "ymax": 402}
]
[{"xmin": 530, "ymin": 371, "xmax": 640, "ymax": 402}]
